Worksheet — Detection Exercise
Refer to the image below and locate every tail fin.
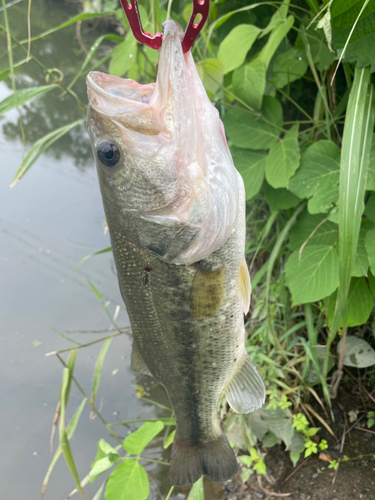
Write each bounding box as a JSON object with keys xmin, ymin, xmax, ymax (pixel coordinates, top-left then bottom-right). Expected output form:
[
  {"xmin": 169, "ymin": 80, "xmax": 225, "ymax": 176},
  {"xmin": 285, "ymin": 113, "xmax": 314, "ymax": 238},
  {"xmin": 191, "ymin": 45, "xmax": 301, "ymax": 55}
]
[{"xmin": 169, "ymin": 433, "xmax": 238, "ymax": 487}]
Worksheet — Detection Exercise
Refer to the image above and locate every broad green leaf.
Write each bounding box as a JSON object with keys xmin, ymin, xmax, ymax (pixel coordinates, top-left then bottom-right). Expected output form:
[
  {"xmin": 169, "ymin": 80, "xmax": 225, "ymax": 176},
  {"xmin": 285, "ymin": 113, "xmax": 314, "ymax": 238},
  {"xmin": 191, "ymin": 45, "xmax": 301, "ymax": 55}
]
[
  {"xmin": 231, "ymin": 147, "xmax": 266, "ymax": 201},
  {"xmin": 327, "ymin": 278, "xmax": 373, "ymax": 327},
  {"xmin": 290, "ymin": 451, "xmax": 301, "ymax": 467},
  {"xmin": 187, "ymin": 477, "xmax": 204, "ymax": 500},
  {"xmin": 0, "ymin": 84, "xmax": 55, "ymax": 116},
  {"xmin": 288, "ymin": 140, "xmax": 340, "ymax": 213},
  {"xmin": 262, "ymin": 414, "xmax": 293, "ymax": 447},
  {"xmin": 260, "ymin": 0, "xmax": 290, "ymax": 38},
  {"xmin": 197, "ymin": 58, "xmax": 224, "ymax": 95},
  {"xmin": 265, "ymin": 124, "xmax": 300, "ymax": 188},
  {"xmin": 262, "ymin": 431, "xmax": 281, "ymax": 448},
  {"xmin": 223, "ymin": 96, "xmax": 283, "ymax": 150},
  {"xmin": 105, "ymin": 460, "xmax": 149, "ymax": 500},
  {"xmin": 368, "ymin": 270, "xmax": 375, "ymax": 296},
  {"xmin": 90, "ymin": 455, "xmax": 120, "ymax": 483},
  {"xmin": 285, "ymin": 245, "xmax": 339, "ymax": 304},
  {"xmin": 337, "ymin": 335, "xmax": 375, "ymax": 368},
  {"xmin": 12, "ymin": 119, "xmax": 85, "ymax": 185},
  {"xmin": 264, "ymin": 184, "xmax": 301, "ymax": 211},
  {"xmin": 271, "ymin": 48, "xmax": 308, "ymax": 88},
  {"xmin": 232, "ymin": 59, "xmax": 266, "ymax": 111},
  {"xmin": 258, "ymin": 15, "xmax": 294, "ymax": 70},
  {"xmin": 366, "ymin": 136, "xmax": 375, "ymax": 190},
  {"xmin": 331, "ymin": 0, "xmax": 375, "ymax": 70},
  {"xmin": 123, "ymin": 421, "xmax": 164, "ymax": 455},
  {"xmin": 289, "ymin": 212, "xmax": 337, "ymax": 251},
  {"xmin": 163, "ymin": 429, "xmax": 176, "ymax": 449},
  {"xmin": 91, "ymin": 338, "xmax": 112, "ymax": 412},
  {"xmin": 352, "ymin": 228, "xmax": 369, "ymax": 277},
  {"xmin": 364, "ymin": 194, "xmax": 375, "ymax": 221},
  {"xmin": 218, "ymin": 24, "xmax": 260, "ymax": 74},
  {"xmin": 109, "ymin": 36, "xmax": 137, "ymax": 77},
  {"xmin": 287, "ymin": 430, "xmax": 305, "ymax": 454},
  {"xmin": 365, "ymin": 227, "xmax": 375, "ymax": 275}
]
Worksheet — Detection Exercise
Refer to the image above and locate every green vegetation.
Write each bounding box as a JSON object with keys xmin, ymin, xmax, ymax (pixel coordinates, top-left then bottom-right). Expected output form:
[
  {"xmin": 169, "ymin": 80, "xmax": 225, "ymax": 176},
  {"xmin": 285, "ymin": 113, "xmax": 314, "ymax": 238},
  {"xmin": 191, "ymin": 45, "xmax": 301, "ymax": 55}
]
[{"xmin": 2, "ymin": 0, "xmax": 375, "ymax": 499}]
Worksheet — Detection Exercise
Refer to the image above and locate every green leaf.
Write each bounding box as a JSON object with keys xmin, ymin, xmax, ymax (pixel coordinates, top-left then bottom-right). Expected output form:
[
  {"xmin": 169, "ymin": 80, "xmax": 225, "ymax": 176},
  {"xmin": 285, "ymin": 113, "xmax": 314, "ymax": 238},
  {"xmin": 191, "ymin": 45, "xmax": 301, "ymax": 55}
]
[
  {"xmin": 123, "ymin": 421, "xmax": 164, "ymax": 455},
  {"xmin": 197, "ymin": 58, "xmax": 224, "ymax": 95},
  {"xmin": 285, "ymin": 245, "xmax": 339, "ymax": 304},
  {"xmin": 258, "ymin": 15, "xmax": 294, "ymax": 70},
  {"xmin": 290, "ymin": 451, "xmax": 301, "ymax": 467},
  {"xmin": 223, "ymin": 96, "xmax": 282, "ymax": 150},
  {"xmin": 238, "ymin": 455, "xmax": 254, "ymax": 467},
  {"xmin": 332, "ymin": 67, "xmax": 374, "ymax": 334},
  {"xmin": 232, "ymin": 58, "xmax": 266, "ymax": 111},
  {"xmin": 337, "ymin": 335, "xmax": 375, "ymax": 368},
  {"xmin": 88, "ymin": 280, "xmax": 103, "ymax": 301},
  {"xmin": 287, "ymin": 430, "xmax": 305, "ymax": 454},
  {"xmin": 59, "ymin": 368, "xmax": 84, "ymax": 498},
  {"xmin": 366, "ymin": 136, "xmax": 375, "ymax": 190},
  {"xmin": 91, "ymin": 338, "xmax": 113, "ymax": 412},
  {"xmin": 187, "ymin": 477, "xmax": 204, "ymax": 500},
  {"xmin": 289, "ymin": 212, "xmax": 337, "ymax": 251},
  {"xmin": 0, "ymin": 84, "xmax": 55, "ymax": 117},
  {"xmin": 327, "ymin": 278, "xmax": 373, "ymax": 327},
  {"xmin": 271, "ymin": 48, "xmax": 308, "ymax": 89},
  {"xmin": 288, "ymin": 140, "xmax": 340, "ymax": 214},
  {"xmin": 90, "ymin": 455, "xmax": 120, "ymax": 483},
  {"xmin": 231, "ymin": 147, "xmax": 266, "ymax": 201},
  {"xmin": 218, "ymin": 24, "xmax": 260, "ymax": 74},
  {"xmin": 163, "ymin": 429, "xmax": 175, "ymax": 450},
  {"xmin": 0, "ymin": 58, "xmax": 29, "ymax": 82},
  {"xmin": 260, "ymin": 1, "xmax": 290, "ymax": 38},
  {"xmin": 365, "ymin": 227, "xmax": 375, "ymax": 275},
  {"xmin": 352, "ymin": 228, "xmax": 369, "ymax": 277},
  {"xmin": 364, "ymin": 194, "xmax": 375, "ymax": 221},
  {"xmin": 41, "ymin": 399, "xmax": 86, "ymax": 497},
  {"xmin": 262, "ymin": 431, "xmax": 281, "ymax": 448},
  {"xmin": 12, "ymin": 119, "xmax": 85, "ymax": 185},
  {"xmin": 262, "ymin": 414, "xmax": 294, "ymax": 447},
  {"xmin": 331, "ymin": 0, "xmax": 375, "ymax": 70},
  {"xmin": 109, "ymin": 36, "xmax": 137, "ymax": 77},
  {"xmin": 93, "ymin": 481, "xmax": 106, "ymax": 500},
  {"xmin": 265, "ymin": 124, "xmax": 300, "ymax": 188},
  {"xmin": 105, "ymin": 460, "xmax": 149, "ymax": 500},
  {"xmin": 75, "ymin": 246, "xmax": 112, "ymax": 270},
  {"xmin": 253, "ymin": 456, "xmax": 266, "ymax": 474},
  {"xmin": 264, "ymin": 184, "xmax": 301, "ymax": 211}
]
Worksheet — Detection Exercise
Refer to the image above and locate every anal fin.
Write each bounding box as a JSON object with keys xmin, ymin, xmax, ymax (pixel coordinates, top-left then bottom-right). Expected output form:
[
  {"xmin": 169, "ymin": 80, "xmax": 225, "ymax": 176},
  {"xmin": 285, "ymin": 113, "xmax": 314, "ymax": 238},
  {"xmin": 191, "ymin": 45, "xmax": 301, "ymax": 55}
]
[
  {"xmin": 131, "ymin": 343, "xmax": 152, "ymax": 376},
  {"xmin": 225, "ymin": 355, "xmax": 265, "ymax": 414},
  {"xmin": 239, "ymin": 257, "xmax": 251, "ymax": 315}
]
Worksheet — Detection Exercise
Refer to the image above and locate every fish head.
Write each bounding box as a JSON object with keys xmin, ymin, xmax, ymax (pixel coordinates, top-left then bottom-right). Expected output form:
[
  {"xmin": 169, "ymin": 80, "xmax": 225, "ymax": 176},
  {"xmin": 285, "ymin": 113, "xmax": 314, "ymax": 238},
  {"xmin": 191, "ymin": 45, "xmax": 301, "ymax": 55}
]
[{"xmin": 87, "ymin": 20, "xmax": 241, "ymax": 263}]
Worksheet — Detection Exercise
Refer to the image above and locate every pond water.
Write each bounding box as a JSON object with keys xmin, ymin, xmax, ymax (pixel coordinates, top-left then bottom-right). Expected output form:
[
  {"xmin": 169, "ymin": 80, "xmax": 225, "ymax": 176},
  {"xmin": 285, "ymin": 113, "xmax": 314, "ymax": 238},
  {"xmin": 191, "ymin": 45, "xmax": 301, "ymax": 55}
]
[{"xmin": 0, "ymin": 1, "xmax": 178, "ymax": 499}]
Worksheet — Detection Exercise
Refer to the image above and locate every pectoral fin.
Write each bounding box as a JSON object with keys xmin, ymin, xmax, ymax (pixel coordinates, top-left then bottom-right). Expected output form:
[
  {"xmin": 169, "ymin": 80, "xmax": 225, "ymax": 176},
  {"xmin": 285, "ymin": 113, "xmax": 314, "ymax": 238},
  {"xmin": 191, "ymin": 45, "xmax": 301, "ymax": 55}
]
[
  {"xmin": 190, "ymin": 266, "xmax": 225, "ymax": 319},
  {"xmin": 131, "ymin": 343, "xmax": 152, "ymax": 376},
  {"xmin": 225, "ymin": 355, "xmax": 265, "ymax": 414},
  {"xmin": 239, "ymin": 257, "xmax": 251, "ymax": 315}
]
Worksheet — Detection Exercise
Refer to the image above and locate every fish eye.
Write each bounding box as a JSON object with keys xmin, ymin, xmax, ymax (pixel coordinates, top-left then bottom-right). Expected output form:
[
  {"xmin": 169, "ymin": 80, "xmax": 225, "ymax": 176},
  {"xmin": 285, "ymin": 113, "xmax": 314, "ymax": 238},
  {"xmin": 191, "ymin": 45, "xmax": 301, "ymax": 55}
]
[{"xmin": 97, "ymin": 141, "xmax": 120, "ymax": 167}]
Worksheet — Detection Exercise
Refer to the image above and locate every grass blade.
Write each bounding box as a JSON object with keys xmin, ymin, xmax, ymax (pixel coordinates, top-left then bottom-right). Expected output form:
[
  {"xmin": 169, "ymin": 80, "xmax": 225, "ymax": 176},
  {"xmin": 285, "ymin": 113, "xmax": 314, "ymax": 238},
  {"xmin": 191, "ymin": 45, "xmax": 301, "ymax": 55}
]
[
  {"xmin": 19, "ymin": 12, "xmax": 115, "ymax": 44},
  {"xmin": 11, "ymin": 118, "xmax": 85, "ymax": 185},
  {"xmin": 42, "ymin": 399, "xmax": 86, "ymax": 497},
  {"xmin": 59, "ymin": 368, "xmax": 85, "ymax": 499},
  {"xmin": 74, "ymin": 246, "xmax": 112, "ymax": 270},
  {"xmin": 90, "ymin": 338, "xmax": 113, "ymax": 417},
  {"xmin": 0, "ymin": 84, "xmax": 56, "ymax": 116},
  {"xmin": 326, "ymin": 68, "xmax": 375, "ymax": 375}
]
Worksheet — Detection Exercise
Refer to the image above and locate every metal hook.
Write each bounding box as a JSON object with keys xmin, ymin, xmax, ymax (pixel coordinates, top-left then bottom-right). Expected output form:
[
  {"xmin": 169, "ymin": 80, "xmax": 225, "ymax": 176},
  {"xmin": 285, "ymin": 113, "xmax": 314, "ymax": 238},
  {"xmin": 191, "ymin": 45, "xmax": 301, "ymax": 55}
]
[{"xmin": 119, "ymin": 0, "xmax": 210, "ymax": 53}]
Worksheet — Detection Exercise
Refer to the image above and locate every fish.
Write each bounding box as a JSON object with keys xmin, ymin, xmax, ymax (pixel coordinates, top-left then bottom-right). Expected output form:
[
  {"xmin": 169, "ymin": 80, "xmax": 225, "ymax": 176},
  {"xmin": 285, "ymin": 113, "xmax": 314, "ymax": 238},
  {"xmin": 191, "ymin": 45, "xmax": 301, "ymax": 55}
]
[{"xmin": 86, "ymin": 19, "xmax": 265, "ymax": 487}]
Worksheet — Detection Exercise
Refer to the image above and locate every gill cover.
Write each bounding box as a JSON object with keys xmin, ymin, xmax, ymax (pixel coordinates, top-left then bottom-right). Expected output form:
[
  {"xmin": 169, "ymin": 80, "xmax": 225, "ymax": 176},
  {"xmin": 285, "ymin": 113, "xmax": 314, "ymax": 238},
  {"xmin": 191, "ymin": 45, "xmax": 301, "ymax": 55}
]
[{"xmin": 87, "ymin": 20, "xmax": 241, "ymax": 264}]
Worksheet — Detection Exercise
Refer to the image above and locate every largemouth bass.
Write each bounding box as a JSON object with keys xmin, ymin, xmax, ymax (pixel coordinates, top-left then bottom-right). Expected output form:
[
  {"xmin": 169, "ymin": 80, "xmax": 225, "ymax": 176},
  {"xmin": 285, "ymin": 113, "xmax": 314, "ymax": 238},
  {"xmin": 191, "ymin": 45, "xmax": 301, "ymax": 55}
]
[{"xmin": 86, "ymin": 20, "xmax": 265, "ymax": 486}]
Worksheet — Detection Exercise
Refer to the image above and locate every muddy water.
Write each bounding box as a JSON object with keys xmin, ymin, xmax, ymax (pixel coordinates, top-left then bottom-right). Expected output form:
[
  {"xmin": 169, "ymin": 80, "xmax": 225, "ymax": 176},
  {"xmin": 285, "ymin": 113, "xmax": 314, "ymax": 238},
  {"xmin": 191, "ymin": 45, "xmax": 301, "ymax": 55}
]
[{"xmin": 0, "ymin": 1, "xmax": 176, "ymax": 499}]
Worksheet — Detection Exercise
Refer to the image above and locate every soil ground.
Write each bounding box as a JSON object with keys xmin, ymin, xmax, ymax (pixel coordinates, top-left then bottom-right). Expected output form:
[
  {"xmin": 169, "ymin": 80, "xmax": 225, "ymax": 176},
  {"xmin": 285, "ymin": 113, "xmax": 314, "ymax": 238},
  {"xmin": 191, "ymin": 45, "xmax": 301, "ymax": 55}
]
[{"xmin": 201, "ymin": 384, "xmax": 375, "ymax": 500}]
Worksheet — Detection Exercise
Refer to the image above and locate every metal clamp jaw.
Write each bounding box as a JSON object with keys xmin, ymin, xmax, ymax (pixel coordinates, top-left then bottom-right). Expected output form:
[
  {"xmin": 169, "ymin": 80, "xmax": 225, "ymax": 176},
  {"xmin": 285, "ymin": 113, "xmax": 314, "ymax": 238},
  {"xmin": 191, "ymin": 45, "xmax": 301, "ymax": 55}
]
[{"xmin": 119, "ymin": 0, "xmax": 210, "ymax": 53}]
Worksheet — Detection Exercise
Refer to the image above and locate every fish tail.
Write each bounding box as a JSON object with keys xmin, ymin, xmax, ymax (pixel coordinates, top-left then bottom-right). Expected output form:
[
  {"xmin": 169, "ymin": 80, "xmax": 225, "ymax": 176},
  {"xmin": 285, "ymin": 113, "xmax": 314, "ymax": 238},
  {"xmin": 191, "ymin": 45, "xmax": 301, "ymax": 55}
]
[{"xmin": 169, "ymin": 433, "xmax": 238, "ymax": 486}]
